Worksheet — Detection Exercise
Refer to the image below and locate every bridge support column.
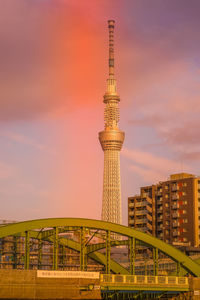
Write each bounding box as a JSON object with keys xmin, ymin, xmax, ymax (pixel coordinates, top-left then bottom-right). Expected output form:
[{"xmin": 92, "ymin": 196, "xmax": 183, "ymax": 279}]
[
  {"xmin": 80, "ymin": 227, "xmax": 86, "ymax": 271},
  {"xmin": 153, "ymin": 248, "xmax": 158, "ymax": 276},
  {"xmin": 106, "ymin": 230, "xmax": 111, "ymax": 274},
  {"xmin": 25, "ymin": 231, "xmax": 30, "ymax": 270},
  {"xmin": 129, "ymin": 237, "xmax": 135, "ymax": 275},
  {"xmin": 53, "ymin": 227, "xmax": 58, "ymax": 270},
  {"xmin": 61, "ymin": 245, "xmax": 65, "ymax": 269},
  {"xmin": 38, "ymin": 238, "xmax": 42, "ymax": 269},
  {"xmin": 176, "ymin": 261, "xmax": 180, "ymax": 276},
  {"xmin": 13, "ymin": 236, "xmax": 17, "ymax": 269}
]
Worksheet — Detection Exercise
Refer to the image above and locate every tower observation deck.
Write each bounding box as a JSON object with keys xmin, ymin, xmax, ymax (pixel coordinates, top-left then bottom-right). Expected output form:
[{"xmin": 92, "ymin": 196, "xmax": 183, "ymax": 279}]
[{"xmin": 99, "ymin": 20, "xmax": 125, "ymax": 224}]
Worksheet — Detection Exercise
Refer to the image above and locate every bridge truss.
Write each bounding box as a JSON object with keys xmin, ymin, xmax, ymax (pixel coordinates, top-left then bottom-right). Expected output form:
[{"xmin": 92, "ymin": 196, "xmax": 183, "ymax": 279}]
[{"xmin": 0, "ymin": 218, "xmax": 200, "ymax": 278}]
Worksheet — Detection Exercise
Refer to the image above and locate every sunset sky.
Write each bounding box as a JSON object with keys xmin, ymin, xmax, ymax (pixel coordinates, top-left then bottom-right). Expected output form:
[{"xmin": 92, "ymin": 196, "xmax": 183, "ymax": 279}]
[{"xmin": 1, "ymin": 0, "xmax": 200, "ymax": 224}]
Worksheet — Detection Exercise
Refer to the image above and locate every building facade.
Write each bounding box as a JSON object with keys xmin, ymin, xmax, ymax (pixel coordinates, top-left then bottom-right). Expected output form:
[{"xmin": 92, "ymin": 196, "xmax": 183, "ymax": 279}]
[
  {"xmin": 128, "ymin": 173, "xmax": 200, "ymax": 248},
  {"xmin": 99, "ymin": 20, "xmax": 124, "ymax": 224}
]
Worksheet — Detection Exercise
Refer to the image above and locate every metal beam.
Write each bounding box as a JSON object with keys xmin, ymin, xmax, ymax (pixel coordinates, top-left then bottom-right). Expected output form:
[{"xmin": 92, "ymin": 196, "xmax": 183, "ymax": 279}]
[
  {"xmin": 87, "ymin": 239, "xmax": 128, "ymax": 254},
  {"xmin": 153, "ymin": 248, "xmax": 158, "ymax": 276},
  {"xmin": 0, "ymin": 218, "xmax": 199, "ymax": 276},
  {"xmin": 53, "ymin": 227, "xmax": 58, "ymax": 270},
  {"xmin": 25, "ymin": 231, "xmax": 30, "ymax": 270},
  {"xmin": 129, "ymin": 237, "xmax": 135, "ymax": 275},
  {"xmin": 18, "ymin": 230, "xmax": 129, "ymax": 274},
  {"xmin": 38, "ymin": 238, "xmax": 42, "ymax": 269},
  {"xmin": 176, "ymin": 261, "xmax": 181, "ymax": 277},
  {"xmin": 13, "ymin": 236, "xmax": 17, "ymax": 269},
  {"xmin": 106, "ymin": 230, "xmax": 111, "ymax": 274},
  {"xmin": 80, "ymin": 227, "xmax": 86, "ymax": 271}
]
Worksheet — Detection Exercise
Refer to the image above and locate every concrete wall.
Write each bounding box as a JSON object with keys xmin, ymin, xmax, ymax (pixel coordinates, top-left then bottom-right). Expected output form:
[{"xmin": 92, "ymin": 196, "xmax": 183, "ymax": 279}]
[{"xmin": 0, "ymin": 270, "xmax": 101, "ymax": 299}]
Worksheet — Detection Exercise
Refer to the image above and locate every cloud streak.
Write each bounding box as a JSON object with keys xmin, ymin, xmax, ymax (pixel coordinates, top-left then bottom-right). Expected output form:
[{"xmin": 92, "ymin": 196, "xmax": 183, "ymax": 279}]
[
  {"xmin": 0, "ymin": 131, "xmax": 46, "ymax": 151},
  {"xmin": 122, "ymin": 147, "xmax": 192, "ymax": 183}
]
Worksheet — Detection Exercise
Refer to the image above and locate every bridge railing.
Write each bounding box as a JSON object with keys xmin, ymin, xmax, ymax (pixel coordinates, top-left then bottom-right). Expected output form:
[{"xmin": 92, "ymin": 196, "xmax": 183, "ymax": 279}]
[{"xmin": 101, "ymin": 274, "xmax": 188, "ymax": 287}]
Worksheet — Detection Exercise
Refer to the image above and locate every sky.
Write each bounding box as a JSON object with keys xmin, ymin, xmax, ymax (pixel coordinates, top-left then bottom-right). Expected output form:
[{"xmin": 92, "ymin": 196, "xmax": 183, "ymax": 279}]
[{"xmin": 0, "ymin": 0, "xmax": 200, "ymax": 224}]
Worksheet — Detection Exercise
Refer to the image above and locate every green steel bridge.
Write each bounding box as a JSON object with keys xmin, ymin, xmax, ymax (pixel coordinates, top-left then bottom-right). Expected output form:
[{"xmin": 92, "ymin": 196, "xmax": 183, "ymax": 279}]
[{"xmin": 0, "ymin": 218, "xmax": 200, "ymax": 299}]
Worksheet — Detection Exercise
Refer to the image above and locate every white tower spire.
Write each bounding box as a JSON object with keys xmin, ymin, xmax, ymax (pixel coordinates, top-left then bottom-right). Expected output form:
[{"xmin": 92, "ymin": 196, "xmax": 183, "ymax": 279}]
[{"xmin": 99, "ymin": 20, "xmax": 125, "ymax": 224}]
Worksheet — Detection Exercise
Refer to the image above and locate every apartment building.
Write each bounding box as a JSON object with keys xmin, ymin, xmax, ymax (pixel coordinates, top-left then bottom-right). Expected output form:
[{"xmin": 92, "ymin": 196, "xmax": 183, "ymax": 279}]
[{"xmin": 128, "ymin": 173, "xmax": 200, "ymax": 248}]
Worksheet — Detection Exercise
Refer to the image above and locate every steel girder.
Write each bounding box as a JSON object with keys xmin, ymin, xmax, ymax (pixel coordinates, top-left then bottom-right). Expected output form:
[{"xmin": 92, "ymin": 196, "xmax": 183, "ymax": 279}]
[
  {"xmin": 0, "ymin": 218, "xmax": 200, "ymax": 276},
  {"xmin": 17, "ymin": 229, "xmax": 129, "ymax": 274}
]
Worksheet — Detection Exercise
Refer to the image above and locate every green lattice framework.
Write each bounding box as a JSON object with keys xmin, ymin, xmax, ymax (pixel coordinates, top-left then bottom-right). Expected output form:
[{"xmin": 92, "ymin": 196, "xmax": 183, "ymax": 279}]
[{"xmin": 0, "ymin": 218, "xmax": 200, "ymax": 277}]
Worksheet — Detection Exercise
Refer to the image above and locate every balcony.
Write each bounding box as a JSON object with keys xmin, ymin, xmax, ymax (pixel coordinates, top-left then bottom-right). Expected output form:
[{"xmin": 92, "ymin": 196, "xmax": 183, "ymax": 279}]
[
  {"xmin": 157, "ymin": 206, "xmax": 163, "ymax": 213},
  {"xmin": 137, "ymin": 227, "xmax": 148, "ymax": 232},
  {"xmin": 135, "ymin": 210, "xmax": 147, "ymax": 215},
  {"xmin": 142, "ymin": 192, "xmax": 150, "ymax": 198},
  {"xmin": 156, "ymin": 191, "xmax": 162, "ymax": 196},
  {"xmin": 172, "ymin": 204, "xmax": 179, "ymax": 210},
  {"xmin": 146, "ymin": 197, "xmax": 152, "ymax": 204},
  {"xmin": 129, "ymin": 211, "xmax": 134, "ymax": 217},
  {"xmin": 157, "ymin": 198, "xmax": 163, "ymax": 205},
  {"xmin": 147, "ymin": 214, "xmax": 152, "ymax": 222},
  {"xmin": 172, "ymin": 185, "xmax": 179, "ymax": 192},
  {"xmin": 146, "ymin": 205, "xmax": 152, "ymax": 213},
  {"xmin": 135, "ymin": 218, "xmax": 147, "ymax": 224},
  {"xmin": 135, "ymin": 201, "xmax": 147, "ymax": 207},
  {"xmin": 157, "ymin": 215, "xmax": 163, "ymax": 221},
  {"xmin": 147, "ymin": 222, "xmax": 152, "ymax": 230},
  {"xmin": 171, "ymin": 193, "xmax": 179, "ymax": 200},
  {"xmin": 172, "ymin": 221, "xmax": 180, "ymax": 228},
  {"xmin": 172, "ymin": 212, "xmax": 179, "ymax": 218},
  {"xmin": 173, "ymin": 231, "xmax": 180, "ymax": 237},
  {"xmin": 157, "ymin": 232, "xmax": 163, "ymax": 238}
]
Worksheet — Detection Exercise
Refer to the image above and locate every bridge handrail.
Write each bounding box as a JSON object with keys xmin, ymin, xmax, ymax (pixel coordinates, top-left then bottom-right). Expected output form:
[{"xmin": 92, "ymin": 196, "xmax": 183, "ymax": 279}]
[{"xmin": 100, "ymin": 274, "xmax": 188, "ymax": 286}]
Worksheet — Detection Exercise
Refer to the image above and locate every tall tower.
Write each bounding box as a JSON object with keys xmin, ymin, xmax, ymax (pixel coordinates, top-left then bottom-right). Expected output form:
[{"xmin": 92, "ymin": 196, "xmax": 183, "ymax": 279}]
[{"xmin": 99, "ymin": 20, "xmax": 125, "ymax": 224}]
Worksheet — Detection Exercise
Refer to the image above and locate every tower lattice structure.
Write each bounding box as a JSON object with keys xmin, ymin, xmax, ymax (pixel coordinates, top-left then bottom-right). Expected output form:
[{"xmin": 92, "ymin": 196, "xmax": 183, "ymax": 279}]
[{"xmin": 99, "ymin": 20, "xmax": 125, "ymax": 224}]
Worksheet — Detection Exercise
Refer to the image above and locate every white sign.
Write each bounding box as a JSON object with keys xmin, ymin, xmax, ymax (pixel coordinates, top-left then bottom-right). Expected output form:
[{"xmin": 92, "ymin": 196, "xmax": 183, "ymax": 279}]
[
  {"xmin": 37, "ymin": 270, "xmax": 100, "ymax": 279},
  {"xmin": 194, "ymin": 291, "xmax": 200, "ymax": 296}
]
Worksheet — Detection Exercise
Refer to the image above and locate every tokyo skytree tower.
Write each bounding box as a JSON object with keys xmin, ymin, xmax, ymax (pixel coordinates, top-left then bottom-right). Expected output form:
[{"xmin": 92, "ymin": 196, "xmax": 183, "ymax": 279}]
[{"xmin": 99, "ymin": 20, "xmax": 125, "ymax": 224}]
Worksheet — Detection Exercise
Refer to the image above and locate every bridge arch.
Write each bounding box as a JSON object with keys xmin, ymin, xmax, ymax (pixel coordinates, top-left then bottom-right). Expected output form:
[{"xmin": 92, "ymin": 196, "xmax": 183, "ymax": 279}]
[{"xmin": 0, "ymin": 218, "xmax": 200, "ymax": 277}]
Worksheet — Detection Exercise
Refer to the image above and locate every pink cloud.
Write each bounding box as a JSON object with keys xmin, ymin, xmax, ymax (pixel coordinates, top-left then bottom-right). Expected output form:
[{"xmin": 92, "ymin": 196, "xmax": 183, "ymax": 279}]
[
  {"xmin": 129, "ymin": 164, "xmax": 166, "ymax": 183},
  {"xmin": 0, "ymin": 161, "xmax": 15, "ymax": 179},
  {"xmin": 0, "ymin": 131, "xmax": 46, "ymax": 151},
  {"xmin": 122, "ymin": 148, "xmax": 185, "ymax": 171},
  {"xmin": 122, "ymin": 147, "xmax": 193, "ymax": 183}
]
